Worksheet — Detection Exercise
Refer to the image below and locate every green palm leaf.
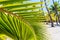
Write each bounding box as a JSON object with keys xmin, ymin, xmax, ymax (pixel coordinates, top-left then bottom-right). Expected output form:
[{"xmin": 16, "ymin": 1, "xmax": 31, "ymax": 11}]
[
  {"xmin": 0, "ymin": 12, "xmax": 47, "ymax": 40},
  {"xmin": 0, "ymin": 0, "xmax": 47, "ymax": 40}
]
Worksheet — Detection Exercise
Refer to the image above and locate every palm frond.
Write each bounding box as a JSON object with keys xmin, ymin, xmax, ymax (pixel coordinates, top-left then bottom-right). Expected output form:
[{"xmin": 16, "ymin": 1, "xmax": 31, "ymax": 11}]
[
  {"xmin": 0, "ymin": 12, "xmax": 47, "ymax": 40},
  {"xmin": 0, "ymin": 0, "xmax": 47, "ymax": 40}
]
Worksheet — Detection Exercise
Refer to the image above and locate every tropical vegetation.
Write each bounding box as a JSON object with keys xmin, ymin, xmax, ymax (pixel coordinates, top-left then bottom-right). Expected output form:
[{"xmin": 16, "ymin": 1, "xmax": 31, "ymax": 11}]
[
  {"xmin": 0, "ymin": 0, "xmax": 47, "ymax": 40},
  {"xmin": 0, "ymin": 0, "xmax": 60, "ymax": 40}
]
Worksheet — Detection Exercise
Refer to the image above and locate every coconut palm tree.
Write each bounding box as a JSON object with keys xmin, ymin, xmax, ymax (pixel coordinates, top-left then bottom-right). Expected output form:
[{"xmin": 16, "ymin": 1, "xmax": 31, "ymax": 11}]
[
  {"xmin": 40, "ymin": 0, "xmax": 44, "ymax": 15},
  {"xmin": 52, "ymin": 0, "xmax": 60, "ymax": 25},
  {"xmin": 44, "ymin": 0, "xmax": 54, "ymax": 27}
]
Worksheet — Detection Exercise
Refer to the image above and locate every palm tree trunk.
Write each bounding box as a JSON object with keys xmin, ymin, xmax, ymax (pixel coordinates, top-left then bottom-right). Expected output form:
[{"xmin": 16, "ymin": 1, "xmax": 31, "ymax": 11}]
[
  {"xmin": 58, "ymin": 0, "xmax": 60, "ymax": 23},
  {"xmin": 44, "ymin": 0, "xmax": 54, "ymax": 27},
  {"xmin": 40, "ymin": 0, "xmax": 44, "ymax": 15},
  {"xmin": 52, "ymin": 0, "xmax": 59, "ymax": 25}
]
